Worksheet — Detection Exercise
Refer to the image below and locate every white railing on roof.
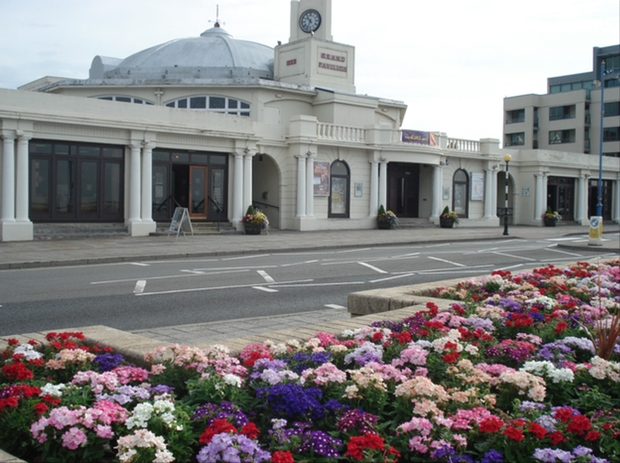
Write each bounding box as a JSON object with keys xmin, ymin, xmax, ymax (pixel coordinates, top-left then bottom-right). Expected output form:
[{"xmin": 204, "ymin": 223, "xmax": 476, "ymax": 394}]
[
  {"xmin": 446, "ymin": 138, "xmax": 480, "ymax": 152},
  {"xmin": 317, "ymin": 123, "xmax": 366, "ymax": 142}
]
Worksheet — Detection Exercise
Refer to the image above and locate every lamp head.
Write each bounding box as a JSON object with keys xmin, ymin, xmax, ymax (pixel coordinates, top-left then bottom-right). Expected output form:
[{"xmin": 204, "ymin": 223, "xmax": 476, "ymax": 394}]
[{"xmin": 503, "ymin": 154, "xmax": 512, "ymax": 163}]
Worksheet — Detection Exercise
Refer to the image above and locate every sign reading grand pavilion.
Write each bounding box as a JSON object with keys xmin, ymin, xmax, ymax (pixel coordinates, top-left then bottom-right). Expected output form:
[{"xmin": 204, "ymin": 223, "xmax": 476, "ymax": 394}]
[{"xmin": 318, "ymin": 50, "xmax": 347, "ymax": 73}]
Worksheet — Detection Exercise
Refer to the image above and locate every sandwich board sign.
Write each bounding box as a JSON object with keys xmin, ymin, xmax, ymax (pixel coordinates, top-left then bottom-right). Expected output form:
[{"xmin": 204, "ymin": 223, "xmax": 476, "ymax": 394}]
[{"xmin": 167, "ymin": 207, "xmax": 194, "ymax": 241}]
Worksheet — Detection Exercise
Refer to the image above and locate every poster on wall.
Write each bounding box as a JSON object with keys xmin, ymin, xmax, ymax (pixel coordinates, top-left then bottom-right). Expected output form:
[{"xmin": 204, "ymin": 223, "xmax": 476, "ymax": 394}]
[
  {"xmin": 314, "ymin": 161, "xmax": 330, "ymax": 196},
  {"xmin": 471, "ymin": 172, "xmax": 484, "ymax": 201}
]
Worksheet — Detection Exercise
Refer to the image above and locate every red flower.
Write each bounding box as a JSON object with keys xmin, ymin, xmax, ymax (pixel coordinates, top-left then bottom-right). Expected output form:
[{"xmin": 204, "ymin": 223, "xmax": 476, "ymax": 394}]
[
  {"xmin": 548, "ymin": 431, "xmax": 567, "ymax": 445},
  {"xmin": 240, "ymin": 422, "xmax": 260, "ymax": 439},
  {"xmin": 1, "ymin": 363, "xmax": 34, "ymax": 381},
  {"xmin": 345, "ymin": 433, "xmax": 386, "ymax": 460},
  {"xmin": 502, "ymin": 427, "xmax": 524, "ymax": 441},
  {"xmin": 0, "ymin": 397, "xmax": 19, "ymax": 413},
  {"xmin": 390, "ymin": 331, "xmax": 412, "ymax": 344},
  {"xmin": 479, "ymin": 416, "xmax": 504, "ymax": 433},
  {"xmin": 553, "ymin": 407, "xmax": 575, "ymax": 423},
  {"xmin": 554, "ymin": 321, "xmax": 568, "ymax": 334},
  {"xmin": 199, "ymin": 418, "xmax": 238, "ymax": 445},
  {"xmin": 34, "ymin": 403, "xmax": 48, "ymax": 415},
  {"xmin": 442, "ymin": 352, "xmax": 460, "ymax": 363},
  {"xmin": 584, "ymin": 431, "xmax": 601, "ymax": 441},
  {"xmin": 372, "ymin": 332, "xmax": 383, "ymax": 342},
  {"xmin": 271, "ymin": 450, "xmax": 295, "ymax": 463},
  {"xmin": 527, "ymin": 422, "xmax": 547, "ymax": 439},
  {"xmin": 566, "ymin": 415, "xmax": 592, "ymax": 435},
  {"xmin": 7, "ymin": 339, "xmax": 19, "ymax": 346}
]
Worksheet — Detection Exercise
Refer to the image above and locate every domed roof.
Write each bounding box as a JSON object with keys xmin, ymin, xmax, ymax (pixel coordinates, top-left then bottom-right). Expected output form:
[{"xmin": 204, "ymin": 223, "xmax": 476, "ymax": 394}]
[{"xmin": 98, "ymin": 24, "xmax": 274, "ymax": 81}]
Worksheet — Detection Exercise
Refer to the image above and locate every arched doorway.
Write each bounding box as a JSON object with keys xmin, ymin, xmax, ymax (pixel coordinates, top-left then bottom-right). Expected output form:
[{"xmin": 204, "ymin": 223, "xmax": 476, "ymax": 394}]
[
  {"xmin": 252, "ymin": 153, "xmax": 281, "ymax": 229},
  {"xmin": 452, "ymin": 169, "xmax": 469, "ymax": 218},
  {"xmin": 329, "ymin": 160, "xmax": 350, "ymax": 218}
]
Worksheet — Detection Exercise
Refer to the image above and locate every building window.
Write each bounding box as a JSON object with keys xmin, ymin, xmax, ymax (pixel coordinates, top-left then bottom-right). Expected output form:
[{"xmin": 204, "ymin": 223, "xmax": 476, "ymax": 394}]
[
  {"xmin": 96, "ymin": 96, "xmax": 154, "ymax": 104},
  {"xmin": 506, "ymin": 132, "xmax": 524, "ymax": 146},
  {"xmin": 603, "ymin": 127, "xmax": 620, "ymax": 142},
  {"xmin": 604, "ymin": 101, "xmax": 620, "ymax": 117},
  {"xmin": 166, "ymin": 96, "xmax": 250, "ymax": 116},
  {"xmin": 549, "ymin": 129, "xmax": 575, "ymax": 144},
  {"xmin": 452, "ymin": 169, "xmax": 469, "ymax": 217},
  {"xmin": 506, "ymin": 109, "xmax": 525, "ymax": 124},
  {"xmin": 549, "ymin": 105, "xmax": 575, "ymax": 120},
  {"xmin": 328, "ymin": 161, "xmax": 350, "ymax": 218}
]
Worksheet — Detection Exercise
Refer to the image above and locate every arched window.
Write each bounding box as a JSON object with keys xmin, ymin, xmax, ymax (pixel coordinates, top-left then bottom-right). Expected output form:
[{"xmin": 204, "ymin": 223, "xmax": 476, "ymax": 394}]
[
  {"xmin": 328, "ymin": 160, "xmax": 350, "ymax": 218},
  {"xmin": 165, "ymin": 95, "xmax": 250, "ymax": 116},
  {"xmin": 452, "ymin": 169, "xmax": 469, "ymax": 217}
]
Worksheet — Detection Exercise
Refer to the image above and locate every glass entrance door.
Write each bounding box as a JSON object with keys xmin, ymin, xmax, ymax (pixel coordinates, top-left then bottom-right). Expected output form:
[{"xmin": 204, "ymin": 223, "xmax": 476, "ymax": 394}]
[{"xmin": 189, "ymin": 166, "xmax": 208, "ymax": 218}]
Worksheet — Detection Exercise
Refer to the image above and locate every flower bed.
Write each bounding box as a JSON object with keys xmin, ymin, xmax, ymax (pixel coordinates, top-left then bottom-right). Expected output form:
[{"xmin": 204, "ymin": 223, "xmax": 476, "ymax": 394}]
[{"xmin": 1, "ymin": 260, "xmax": 619, "ymax": 462}]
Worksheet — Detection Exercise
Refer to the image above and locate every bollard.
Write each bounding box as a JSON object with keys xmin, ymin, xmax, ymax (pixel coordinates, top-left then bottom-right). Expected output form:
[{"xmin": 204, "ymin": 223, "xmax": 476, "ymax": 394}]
[{"xmin": 588, "ymin": 216, "xmax": 603, "ymax": 246}]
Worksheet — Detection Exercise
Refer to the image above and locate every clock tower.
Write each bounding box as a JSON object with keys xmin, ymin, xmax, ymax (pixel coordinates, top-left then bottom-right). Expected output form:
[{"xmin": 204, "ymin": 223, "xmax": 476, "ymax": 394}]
[{"xmin": 275, "ymin": 0, "xmax": 355, "ymax": 93}]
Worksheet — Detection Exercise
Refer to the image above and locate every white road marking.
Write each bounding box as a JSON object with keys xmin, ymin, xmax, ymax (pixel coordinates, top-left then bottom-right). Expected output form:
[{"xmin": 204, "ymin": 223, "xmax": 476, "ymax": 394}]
[
  {"xmin": 137, "ymin": 279, "xmax": 314, "ymax": 296},
  {"xmin": 546, "ymin": 247, "xmax": 583, "ymax": 257},
  {"xmin": 222, "ymin": 254, "xmax": 270, "ymax": 261},
  {"xmin": 270, "ymin": 281, "xmax": 366, "ymax": 288},
  {"xmin": 91, "ymin": 269, "xmax": 249, "ymax": 285},
  {"xmin": 337, "ymin": 247, "xmax": 371, "ymax": 253},
  {"xmin": 130, "ymin": 262, "xmax": 150, "ymax": 267},
  {"xmin": 181, "ymin": 270, "xmax": 206, "ymax": 274},
  {"xmin": 427, "ymin": 256, "xmax": 466, "ymax": 267},
  {"xmin": 492, "ymin": 251, "xmax": 536, "ymax": 261},
  {"xmin": 370, "ymin": 273, "xmax": 414, "ymax": 283},
  {"xmin": 257, "ymin": 270, "xmax": 275, "ymax": 283},
  {"xmin": 281, "ymin": 259, "xmax": 319, "ymax": 267},
  {"xmin": 133, "ymin": 280, "xmax": 146, "ymax": 294},
  {"xmin": 358, "ymin": 262, "xmax": 388, "ymax": 273},
  {"xmin": 325, "ymin": 304, "xmax": 346, "ymax": 309},
  {"xmin": 253, "ymin": 286, "xmax": 278, "ymax": 293}
]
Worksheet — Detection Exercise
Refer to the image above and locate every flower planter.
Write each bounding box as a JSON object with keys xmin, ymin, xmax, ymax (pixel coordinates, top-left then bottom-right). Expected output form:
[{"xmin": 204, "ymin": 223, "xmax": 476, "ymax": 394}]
[
  {"xmin": 543, "ymin": 217, "xmax": 556, "ymax": 227},
  {"xmin": 378, "ymin": 221, "xmax": 392, "ymax": 229},
  {"xmin": 439, "ymin": 218, "xmax": 455, "ymax": 229},
  {"xmin": 244, "ymin": 223, "xmax": 262, "ymax": 235}
]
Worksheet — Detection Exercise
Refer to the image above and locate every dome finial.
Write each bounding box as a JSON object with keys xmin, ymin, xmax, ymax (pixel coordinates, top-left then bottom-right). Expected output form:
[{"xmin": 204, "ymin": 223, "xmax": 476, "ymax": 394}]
[{"xmin": 209, "ymin": 4, "xmax": 224, "ymax": 28}]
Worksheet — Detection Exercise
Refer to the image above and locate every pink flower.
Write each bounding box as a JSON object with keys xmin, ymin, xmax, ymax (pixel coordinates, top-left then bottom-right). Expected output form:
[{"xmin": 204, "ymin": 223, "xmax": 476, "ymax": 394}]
[{"xmin": 61, "ymin": 426, "xmax": 88, "ymax": 450}]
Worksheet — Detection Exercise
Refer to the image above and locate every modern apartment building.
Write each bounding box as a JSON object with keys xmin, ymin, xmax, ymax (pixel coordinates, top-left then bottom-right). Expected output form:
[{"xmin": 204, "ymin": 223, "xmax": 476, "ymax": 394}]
[{"xmin": 503, "ymin": 45, "xmax": 620, "ymax": 221}]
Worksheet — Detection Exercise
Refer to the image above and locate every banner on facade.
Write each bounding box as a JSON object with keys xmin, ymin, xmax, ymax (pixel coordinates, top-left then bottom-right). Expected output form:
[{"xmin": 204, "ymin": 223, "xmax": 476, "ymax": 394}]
[
  {"xmin": 314, "ymin": 161, "xmax": 330, "ymax": 196},
  {"xmin": 471, "ymin": 172, "xmax": 484, "ymax": 201},
  {"xmin": 401, "ymin": 130, "xmax": 437, "ymax": 146}
]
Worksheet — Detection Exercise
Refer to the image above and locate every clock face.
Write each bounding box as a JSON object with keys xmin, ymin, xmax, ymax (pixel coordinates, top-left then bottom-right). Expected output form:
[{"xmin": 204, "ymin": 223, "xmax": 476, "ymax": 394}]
[{"xmin": 299, "ymin": 9, "xmax": 321, "ymax": 33}]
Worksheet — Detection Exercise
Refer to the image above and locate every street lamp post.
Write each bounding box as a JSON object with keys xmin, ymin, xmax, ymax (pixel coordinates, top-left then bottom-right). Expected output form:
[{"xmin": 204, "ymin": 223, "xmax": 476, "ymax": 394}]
[
  {"xmin": 503, "ymin": 154, "xmax": 512, "ymax": 236},
  {"xmin": 596, "ymin": 60, "xmax": 605, "ymax": 218}
]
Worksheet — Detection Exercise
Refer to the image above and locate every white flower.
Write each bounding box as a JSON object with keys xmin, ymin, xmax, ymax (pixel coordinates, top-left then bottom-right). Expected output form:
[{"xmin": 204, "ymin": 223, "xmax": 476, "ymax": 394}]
[
  {"xmin": 14, "ymin": 344, "xmax": 43, "ymax": 360},
  {"xmin": 223, "ymin": 374, "xmax": 243, "ymax": 388},
  {"xmin": 40, "ymin": 382, "xmax": 66, "ymax": 397}
]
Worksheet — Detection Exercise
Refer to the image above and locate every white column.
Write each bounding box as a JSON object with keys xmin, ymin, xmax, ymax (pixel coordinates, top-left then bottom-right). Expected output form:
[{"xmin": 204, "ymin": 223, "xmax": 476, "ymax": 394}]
[
  {"xmin": 243, "ymin": 150, "xmax": 254, "ymax": 212},
  {"xmin": 15, "ymin": 134, "xmax": 31, "ymax": 222},
  {"xmin": 378, "ymin": 160, "xmax": 388, "ymax": 209},
  {"xmin": 1, "ymin": 134, "xmax": 16, "ymax": 222},
  {"xmin": 575, "ymin": 173, "xmax": 589, "ymax": 224},
  {"xmin": 140, "ymin": 142, "xmax": 154, "ymax": 223},
  {"xmin": 534, "ymin": 173, "xmax": 546, "ymax": 223},
  {"xmin": 483, "ymin": 168, "xmax": 495, "ymax": 219},
  {"xmin": 128, "ymin": 144, "xmax": 141, "ymax": 223},
  {"xmin": 431, "ymin": 164, "xmax": 443, "ymax": 220},
  {"xmin": 296, "ymin": 154, "xmax": 306, "ymax": 217},
  {"xmin": 233, "ymin": 152, "xmax": 244, "ymax": 221},
  {"xmin": 305, "ymin": 153, "xmax": 315, "ymax": 217},
  {"xmin": 369, "ymin": 160, "xmax": 379, "ymax": 217}
]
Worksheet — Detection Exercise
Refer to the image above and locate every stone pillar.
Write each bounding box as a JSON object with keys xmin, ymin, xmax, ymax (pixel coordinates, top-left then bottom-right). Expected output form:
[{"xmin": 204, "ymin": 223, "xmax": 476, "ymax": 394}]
[
  {"xmin": 243, "ymin": 149, "xmax": 255, "ymax": 212},
  {"xmin": 16, "ymin": 133, "xmax": 32, "ymax": 222},
  {"xmin": 431, "ymin": 164, "xmax": 443, "ymax": 221},
  {"xmin": 613, "ymin": 173, "xmax": 620, "ymax": 224},
  {"xmin": 535, "ymin": 172, "xmax": 546, "ymax": 224},
  {"xmin": 1, "ymin": 133, "xmax": 15, "ymax": 222},
  {"xmin": 369, "ymin": 160, "xmax": 379, "ymax": 217},
  {"xmin": 306, "ymin": 152, "xmax": 316, "ymax": 217},
  {"xmin": 128, "ymin": 144, "xmax": 142, "ymax": 224},
  {"xmin": 483, "ymin": 168, "xmax": 495, "ymax": 219},
  {"xmin": 576, "ymin": 172, "xmax": 590, "ymax": 225},
  {"xmin": 378, "ymin": 159, "xmax": 388, "ymax": 210},
  {"xmin": 140, "ymin": 141, "xmax": 155, "ymax": 225},
  {"xmin": 232, "ymin": 152, "xmax": 244, "ymax": 222},
  {"xmin": 296, "ymin": 154, "xmax": 306, "ymax": 218}
]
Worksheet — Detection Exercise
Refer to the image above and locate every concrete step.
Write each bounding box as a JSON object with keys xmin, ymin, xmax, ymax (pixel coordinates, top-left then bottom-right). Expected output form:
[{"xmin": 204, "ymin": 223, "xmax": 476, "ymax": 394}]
[
  {"xmin": 155, "ymin": 220, "xmax": 238, "ymax": 236},
  {"xmin": 396, "ymin": 218, "xmax": 435, "ymax": 228}
]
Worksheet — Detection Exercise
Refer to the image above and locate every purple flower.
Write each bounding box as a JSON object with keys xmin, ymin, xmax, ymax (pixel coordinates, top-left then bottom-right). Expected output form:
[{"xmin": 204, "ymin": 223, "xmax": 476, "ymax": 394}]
[
  {"xmin": 93, "ymin": 353, "xmax": 124, "ymax": 372},
  {"xmin": 196, "ymin": 433, "xmax": 270, "ymax": 463},
  {"xmin": 480, "ymin": 449, "xmax": 504, "ymax": 463},
  {"xmin": 192, "ymin": 401, "xmax": 250, "ymax": 427},
  {"xmin": 257, "ymin": 384, "xmax": 326, "ymax": 421}
]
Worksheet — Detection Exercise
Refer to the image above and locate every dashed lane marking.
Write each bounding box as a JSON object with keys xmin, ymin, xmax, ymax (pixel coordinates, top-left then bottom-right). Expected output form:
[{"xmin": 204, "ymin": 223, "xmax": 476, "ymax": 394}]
[
  {"xmin": 253, "ymin": 286, "xmax": 278, "ymax": 293},
  {"xmin": 133, "ymin": 280, "xmax": 146, "ymax": 294},
  {"xmin": 325, "ymin": 304, "xmax": 346, "ymax": 309},
  {"xmin": 130, "ymin": 262, "xmax": 150, "ymax": 267},
  {"xmin": 357, "ymin": 262, "xmax": 388, "ymax": 274},
  {"xmin": 257, "ymin": 270, "xmax": 275, "ymax": 283},
  {"xmin": 491, "ymin": 251, "xmax": 536, "ymax": 261},
  {"xmin": 427, "ymin": 256, "xmax": 466, "ymax": 267}
]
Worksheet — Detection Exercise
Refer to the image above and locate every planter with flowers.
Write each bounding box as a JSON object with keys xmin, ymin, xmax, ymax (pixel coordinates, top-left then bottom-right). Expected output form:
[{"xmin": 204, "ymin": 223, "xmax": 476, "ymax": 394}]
[
  {"xmin": 542, "ymin": 206, "xmax": 562, "ymax": 227},
  {"xmin": 439, "ymin": 205, "xmax": 459, "ymax": 228},
  {"xmin": 377, "ymin": 205, "xmax": 398, "ymax": 229},
  {"xmin": 242, "ymin": 205, "xmax": 269, "ymax": 235}
]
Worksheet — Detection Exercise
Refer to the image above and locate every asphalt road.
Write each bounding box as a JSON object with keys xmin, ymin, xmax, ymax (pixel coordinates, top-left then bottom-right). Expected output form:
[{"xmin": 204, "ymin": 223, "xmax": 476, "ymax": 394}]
[{"xmin": 0, "ymin": 235, "xmax": 613, "ymax": 336}]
